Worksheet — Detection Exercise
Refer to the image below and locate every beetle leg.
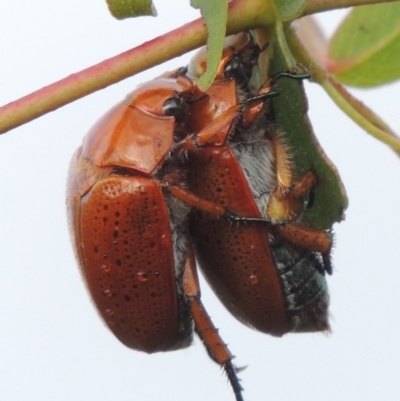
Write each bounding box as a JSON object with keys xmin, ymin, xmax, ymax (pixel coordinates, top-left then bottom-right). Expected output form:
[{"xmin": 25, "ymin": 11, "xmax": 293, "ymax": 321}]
[
  {"xmin": 273, "ymin": 224, "xmax": 332, "ymax": 254},
  {"xmin": 270, "ymin": 132, "xmax": 293, "ymax": 191},
  {"xmin": 165, "ymin": 183, "xmax": 271, "ymax": 224},
  {"xmin": 264, "ymin": 132, "xmax": 333, "ymax": 273},
  {"xmin": 272, "ymin": 224, "xmax": 334, "ymax": 274},
  {"xmin": 183, "ymin": 245, "xmax": 244, "ymax": 401},
  {"xmin": 182, "ymin": 71, "xmax": 311, "ymax": 147},
  {"xmin": 166, "ymin": 184, "xmax": 226, "ymax": 216},
  {"xmin": 265, "ymin": 130, "xmax": 318, "ymax": 223},
  {"xmin": 179, "ymin": 104, "xmax": 242, "ymax": 149},
  {"xmin": 266, "ymin": 170, "xmax": 317, "ymax": 224},
  {"xmin": 286, "ymin": 170, "xmax": 317, "ymax": 198},
  {"xmin": 242, "ymin": 70, "xmax": 311, "ymax": 126}
]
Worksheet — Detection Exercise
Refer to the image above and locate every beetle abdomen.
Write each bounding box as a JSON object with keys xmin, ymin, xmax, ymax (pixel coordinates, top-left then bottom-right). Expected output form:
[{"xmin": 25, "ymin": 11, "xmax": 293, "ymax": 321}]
[{"xmin": 271, "ymin": 241, "xmax": 329, "ymax": 332}]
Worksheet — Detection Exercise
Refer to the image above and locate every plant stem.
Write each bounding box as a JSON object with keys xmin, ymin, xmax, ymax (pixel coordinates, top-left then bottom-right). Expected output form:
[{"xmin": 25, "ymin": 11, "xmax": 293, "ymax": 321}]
[
  {"xmin": 303, "ymin": 0, "xmax": 400, "ymax": 16},
  {"xmin": 322, "ymin": 78, "xmax": 400, "ymax": 152},
  {"xmin": 286, "ymin": 27, "xmax": 400, "ymax": 154},
  {"xmin": 274, "ymin": 21, "xmax": 297, "ymax": 68},
  {"xmin": 0, "ymin": 18, "xmax": 206, "ymax": 134},
  {"xmin": 0, "ymin": 0, "xmax": 271, "ymax": 134}
]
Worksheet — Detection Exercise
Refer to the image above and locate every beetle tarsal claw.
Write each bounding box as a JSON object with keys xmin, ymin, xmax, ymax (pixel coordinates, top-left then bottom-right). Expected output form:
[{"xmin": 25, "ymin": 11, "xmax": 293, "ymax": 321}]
[
  {"xmin": 272, "ymin": 70, "xmax": 311, "ymax": 83},
  {"xmin": 224, "ymin": 210, "xmax": 246, "ymax": 227},
  {"xmin": 234, "ymin": 364, "xmax": 248, "ymax": 373},
  {"xmin": 223, "ymin": 361, "xmax": 245, "ymax": 401},
  {"xmin": 241, "ymin": 90, "xmax": 280, "ymax": 105},
  {"xmin": 226, "ymin": 210, "xmax": 274, "ymax": 225}
]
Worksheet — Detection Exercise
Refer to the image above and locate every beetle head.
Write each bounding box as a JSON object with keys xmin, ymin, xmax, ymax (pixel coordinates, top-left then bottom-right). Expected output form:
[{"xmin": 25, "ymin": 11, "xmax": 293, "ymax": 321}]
[{"xmin": 188, "ymin": 32, "xmax": 263, "ymax": 87}]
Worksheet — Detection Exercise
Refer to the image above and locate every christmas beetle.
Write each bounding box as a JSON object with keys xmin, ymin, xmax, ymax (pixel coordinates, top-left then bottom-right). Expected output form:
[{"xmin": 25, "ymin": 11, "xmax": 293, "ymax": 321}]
[
  {"xmin": 183, "ymin": 32, "xmax": 333, "ymax": 336},
  {"xmin": 66, "ymin": 32, "xmax": 335, "ymax": 401},
  {"xmin": 66, "ymin": 75, "xmax": 258, "ymax": 401}
]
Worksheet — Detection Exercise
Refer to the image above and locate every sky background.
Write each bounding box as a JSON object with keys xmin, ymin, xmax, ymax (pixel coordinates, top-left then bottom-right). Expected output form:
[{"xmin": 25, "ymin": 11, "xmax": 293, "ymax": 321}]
[{"xmin": 1, "ymin": 2, "xmax": 400, "ymax": 401}]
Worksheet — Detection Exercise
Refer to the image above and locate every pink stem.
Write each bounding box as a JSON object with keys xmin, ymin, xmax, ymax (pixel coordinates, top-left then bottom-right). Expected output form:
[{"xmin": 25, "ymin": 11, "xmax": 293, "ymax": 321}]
[{"xmin": 0, "ymin": 0, "xmax": 265, "ymax": 134}]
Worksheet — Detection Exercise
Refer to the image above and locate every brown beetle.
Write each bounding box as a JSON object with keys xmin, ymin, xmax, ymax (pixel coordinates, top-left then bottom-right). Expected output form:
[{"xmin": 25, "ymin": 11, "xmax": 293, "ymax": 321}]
[
  {"xmin": 66, "ymin": 76, "xmax": 254, "ymax": 401},
  {"xmin": 183, "ymin": 32, "xmax": 333, "ymax": 336}
]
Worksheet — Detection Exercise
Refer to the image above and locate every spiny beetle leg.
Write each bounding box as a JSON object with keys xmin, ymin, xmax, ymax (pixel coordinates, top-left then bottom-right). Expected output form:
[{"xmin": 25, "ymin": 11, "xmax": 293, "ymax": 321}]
[
  {"xmin": 194, "ymin": 105, "xmax": 242, "ymax": 146},
  {"xmin": 288, "ymin": 171, "xmax": 317, "ymax": 198},
  {"xmin": 242, "ymin": 69, "xmax": 311, "ymax": 126},
  {"xmin": 269, "ymin": 133, "xmax": 294, "ymax": 190},
  {"xmin": 175, "ymin": 105, "xmax": 241, "ymax": 151},
  {"xmin": 182, "ymin": 246, "xmax": 244, "ymax": 401},
  {"xmin": 267, "ymin": 170, "xmax": 318, "ymax": 224},
  {"xmin": 273, "ymin": 223, "xmax": 332, "ymax": 254},
  {"xmin": 224, "ymin": 361, "xmax": 245, "ymax": 401},
  {"xmin": 265, "ymin": 133, "xmax": 318, "ymax": 223},
  {"xmin": 166, "ymin": 184, "xmax": 226, "ymax": 216},
  {"xmin": 273, "ymin": 223, "xmax": 333, "ymax": 275},
  {"xmin": 166, "ymin": 183, "xmax": 269, "ymax": 224}
]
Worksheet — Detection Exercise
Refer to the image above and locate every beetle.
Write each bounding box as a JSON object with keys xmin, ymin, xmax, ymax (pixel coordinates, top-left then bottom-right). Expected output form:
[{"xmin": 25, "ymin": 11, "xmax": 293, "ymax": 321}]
[
  {"xmin": 66, "ymin": 75, "xmax": 259, "ymax": 401},
  {"xmin": 182, "ymin": 32, "xmax": 333, "ymax": 336},
  {"xmin": 66, "ymin": 33, "xmax": 334, "ymax": 401}
]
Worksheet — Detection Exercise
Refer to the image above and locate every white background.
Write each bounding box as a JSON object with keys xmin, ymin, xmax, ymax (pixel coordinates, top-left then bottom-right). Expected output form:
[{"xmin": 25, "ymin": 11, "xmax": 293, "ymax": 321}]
[{"xmin": 1, "ymin": 2, "xmax": 400, "ymax": 401}]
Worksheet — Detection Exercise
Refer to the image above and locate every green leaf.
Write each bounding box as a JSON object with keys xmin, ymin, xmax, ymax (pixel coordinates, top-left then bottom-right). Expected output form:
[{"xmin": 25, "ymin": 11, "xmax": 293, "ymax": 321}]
[
  {"xmin": 268, "ymin": 38, "xmax": 348, "ymax": 229},
  {"xmin": 106, "ymin": 0, "xmax": 157, "ymax": 19},
  {"xmin": 190, "ymin": 0, "xmax": 228, "ymax": 90},
  {"xmin": 328, "ymin": 3, "xmax": 400, "ymax": 87},
  {"xmin": 274, "ymin": 0, "xmax": 306, "ymax": 21}
]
